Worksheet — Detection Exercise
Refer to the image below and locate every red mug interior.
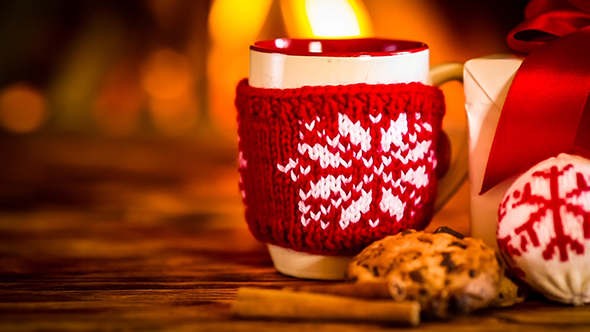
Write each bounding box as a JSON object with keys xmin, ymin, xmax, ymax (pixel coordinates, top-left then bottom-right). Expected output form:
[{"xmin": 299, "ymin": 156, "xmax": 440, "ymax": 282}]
[{"xmin": 251, "ymin": 38, "xmax": 428, "ymax": 57}]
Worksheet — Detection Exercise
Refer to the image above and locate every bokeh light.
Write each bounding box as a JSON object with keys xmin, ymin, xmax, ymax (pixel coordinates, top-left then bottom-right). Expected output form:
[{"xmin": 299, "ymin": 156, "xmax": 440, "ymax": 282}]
[
  {"xmin": 0, "ymin": 83, "xmax": 48, "ymax": 133},
  {"xmin": 149, "ymin": 93, "xmax": 198, "ymax": 135},
  {"xmin": 93, "ymin": 61, "xmax": 145, "ymax": 135},
  {"xmin": 141, "ymin": 48, "xmax": 193, "ymax": 101},
  {"xmin": 141, "ymin": 48, "xmax": 199, "ymax": 135}
]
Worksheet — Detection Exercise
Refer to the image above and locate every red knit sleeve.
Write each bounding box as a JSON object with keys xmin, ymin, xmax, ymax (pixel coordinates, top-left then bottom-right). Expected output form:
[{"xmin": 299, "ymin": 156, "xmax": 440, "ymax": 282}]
[{"xmin": 235, "ymin": 79, "xmax": 446, "ymax": 256}]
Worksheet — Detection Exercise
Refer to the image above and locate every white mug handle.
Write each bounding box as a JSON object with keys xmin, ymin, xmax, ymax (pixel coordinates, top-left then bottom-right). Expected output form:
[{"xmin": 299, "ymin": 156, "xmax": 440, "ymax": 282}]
[{"xmin": 428, "ymin": 62, "xmax": 469, "ymax": 213}]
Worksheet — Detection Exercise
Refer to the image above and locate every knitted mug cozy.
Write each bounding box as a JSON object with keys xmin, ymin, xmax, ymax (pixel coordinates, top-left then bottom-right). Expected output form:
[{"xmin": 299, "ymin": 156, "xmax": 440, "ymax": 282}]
[{"xmin": 235, "ymin": 79, "xmax": 446, "ymax": 256}]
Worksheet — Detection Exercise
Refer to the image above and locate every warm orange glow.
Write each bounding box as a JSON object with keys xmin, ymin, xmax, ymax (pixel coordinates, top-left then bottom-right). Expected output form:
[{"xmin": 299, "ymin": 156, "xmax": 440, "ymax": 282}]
[
  {"xmin": 281, "ymin": 0, "xmax": 372, "ymax": 38},
  {"xmin": 0, "ymin": 83, "xmax": 47, "ymax": 133},
  {"xmin": 93, "ymin": 62, "xmax": 145, "ymax": 135},
  {"xmin": 141, "ymin": 48, "xmax": 193, "ymax": 101},
  {"xmin": 140, "ymin": 48, "xmax": 201, "ymax": 135},
  {"xmin": 207, "ymin": 45, "xmax": 248, "ymax": 134},
  {"xmin": 207, "ymin": 0, "xmax": 274, "ymax": 136},
  {"xmin": 148, "ymin": 94, "xmax": 198, "ymax": 135},
  {"xmin": 208, "ymin": 0, "xmax": 274, "ymax": 46}
]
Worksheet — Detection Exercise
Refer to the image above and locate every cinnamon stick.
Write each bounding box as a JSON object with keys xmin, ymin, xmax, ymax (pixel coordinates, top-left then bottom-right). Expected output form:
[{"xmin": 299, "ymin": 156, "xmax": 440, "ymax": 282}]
[
  {"xmin": 231, "ymin": 287, "xmax": 420, "ymax": 326},
  {"xmin": 284, "ymin": 281, "xmax": 391, "ymax": 299}
]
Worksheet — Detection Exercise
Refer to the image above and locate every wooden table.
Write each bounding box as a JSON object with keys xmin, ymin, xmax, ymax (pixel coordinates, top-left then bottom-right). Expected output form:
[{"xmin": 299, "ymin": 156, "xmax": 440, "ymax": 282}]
[{"xmin": 1, "ymin": 133, "xmax": 589, "ymax": 331}]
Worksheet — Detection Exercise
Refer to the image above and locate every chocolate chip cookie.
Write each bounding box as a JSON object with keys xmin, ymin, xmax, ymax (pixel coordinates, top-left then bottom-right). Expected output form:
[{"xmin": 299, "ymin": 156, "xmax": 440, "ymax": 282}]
[{"xmin": 346, "ymin": 227, "xmax": 521, "ymax": 317}]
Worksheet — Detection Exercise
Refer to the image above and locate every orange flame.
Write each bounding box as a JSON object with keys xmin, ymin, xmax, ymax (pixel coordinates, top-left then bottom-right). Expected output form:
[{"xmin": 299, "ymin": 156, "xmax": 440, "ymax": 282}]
[
  {"xmin": 281, "ymin": 0, "xmax": 372, "ymax": 38},
  {"xmin": 207, "ymin": 0, "xmax": 373, "ymax": 136}
]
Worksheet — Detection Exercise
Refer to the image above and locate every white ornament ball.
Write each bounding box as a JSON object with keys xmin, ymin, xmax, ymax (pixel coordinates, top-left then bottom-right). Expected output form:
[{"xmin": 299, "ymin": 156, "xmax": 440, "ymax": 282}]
[{"xmin": 497, "ymin": 153, "xmax": 590, "ymax": 306}]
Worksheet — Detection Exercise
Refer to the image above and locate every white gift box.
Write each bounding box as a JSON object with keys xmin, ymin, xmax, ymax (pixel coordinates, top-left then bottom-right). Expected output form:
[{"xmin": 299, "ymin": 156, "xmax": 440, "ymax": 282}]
[{"xmin": 464, "ymin": 55, "xmax": 524, "ymax": 249}]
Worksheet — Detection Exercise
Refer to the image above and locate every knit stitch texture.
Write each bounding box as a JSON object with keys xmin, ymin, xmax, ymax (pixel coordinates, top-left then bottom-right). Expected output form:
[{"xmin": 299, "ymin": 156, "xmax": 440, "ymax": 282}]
[{"xmin": 235, "ymin": 79, "xmax": 446, "ymax": 256}]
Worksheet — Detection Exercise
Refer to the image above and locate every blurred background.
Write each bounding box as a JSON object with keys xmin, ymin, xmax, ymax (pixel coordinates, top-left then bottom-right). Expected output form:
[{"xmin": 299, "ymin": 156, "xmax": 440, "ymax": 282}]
[
  {"xmin": 0, "ymin": 0, "xmax": 528, "ymax": 139},
  {"xmin": 0, "ymin": 0, "xmax": 528, "ymax": 230}
]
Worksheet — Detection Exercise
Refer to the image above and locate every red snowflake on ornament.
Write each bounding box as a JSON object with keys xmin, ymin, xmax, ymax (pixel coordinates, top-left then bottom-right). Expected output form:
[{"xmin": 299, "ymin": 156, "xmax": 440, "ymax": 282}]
[{"xmin": 498, "ymin": 163, "xmax": 590, "ymax": 262}]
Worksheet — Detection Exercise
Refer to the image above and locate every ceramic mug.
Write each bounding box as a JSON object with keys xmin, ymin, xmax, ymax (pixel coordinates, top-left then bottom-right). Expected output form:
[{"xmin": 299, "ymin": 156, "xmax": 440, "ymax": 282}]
[{"xmin": 235, "ymin": 38, "xmax": 466, "ymax": 280}]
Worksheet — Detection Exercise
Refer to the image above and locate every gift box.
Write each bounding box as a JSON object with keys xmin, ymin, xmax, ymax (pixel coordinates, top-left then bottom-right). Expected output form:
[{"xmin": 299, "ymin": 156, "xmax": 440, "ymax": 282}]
[
  {"xmin": 464, "ymin": 0, "xmax": 590, "ymax": 249},
  {"xmin": 464, "ymin": 55, "xmax": 523, "ymax": 249},
  {"xmin": 463, "ymin": 0, "xmax": 590, "ymax": 305}
]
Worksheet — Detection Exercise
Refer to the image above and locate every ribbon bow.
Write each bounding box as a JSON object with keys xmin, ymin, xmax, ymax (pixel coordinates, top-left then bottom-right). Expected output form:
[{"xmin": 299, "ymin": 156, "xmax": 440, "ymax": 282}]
[{"xmin": 481, "ymin": 0, "xmax": 590, "ymax": 194}]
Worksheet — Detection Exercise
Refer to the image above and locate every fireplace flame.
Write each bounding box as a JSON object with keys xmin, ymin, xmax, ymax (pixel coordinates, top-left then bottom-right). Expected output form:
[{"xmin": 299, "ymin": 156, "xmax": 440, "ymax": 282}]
[
  {"xmin": 281, "ymin": 0, "xmax": 372, "ymax": 38},
  {"xmin": 207, "ymin": 0, "xmax": 373, "ymax": 135}
]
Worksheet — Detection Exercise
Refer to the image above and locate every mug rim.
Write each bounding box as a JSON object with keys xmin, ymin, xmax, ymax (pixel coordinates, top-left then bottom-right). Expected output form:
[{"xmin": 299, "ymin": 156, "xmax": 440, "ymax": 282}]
[{"xmin": 250, "ymin": 38, "xmax": 428, "ymax": 57}]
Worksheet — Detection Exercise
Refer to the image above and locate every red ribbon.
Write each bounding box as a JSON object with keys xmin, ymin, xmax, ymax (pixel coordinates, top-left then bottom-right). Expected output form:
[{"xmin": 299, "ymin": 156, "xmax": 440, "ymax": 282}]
[{"xmin": 481, "ymin": 0, "xmax": 590, "ymax": 194}]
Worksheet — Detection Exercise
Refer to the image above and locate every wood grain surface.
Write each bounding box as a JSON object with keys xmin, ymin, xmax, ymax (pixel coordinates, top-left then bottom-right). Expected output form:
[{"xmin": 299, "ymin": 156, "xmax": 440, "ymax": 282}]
[{"xmin": 1, "ymin": 133, "xmax": 589, "ymax": 331}]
